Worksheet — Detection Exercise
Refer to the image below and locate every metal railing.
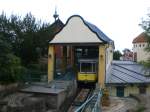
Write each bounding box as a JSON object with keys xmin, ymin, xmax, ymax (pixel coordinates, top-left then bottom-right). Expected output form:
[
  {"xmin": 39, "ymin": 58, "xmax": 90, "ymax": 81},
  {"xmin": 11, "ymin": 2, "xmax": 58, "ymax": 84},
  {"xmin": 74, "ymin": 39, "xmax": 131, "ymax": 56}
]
[
  {"xmin": 92, "ymin": 89, "xmax": 102, "ymax": 112},
  {"xmin": 75, "ymin": 89, "xmax": 102, "ymax": 112}
]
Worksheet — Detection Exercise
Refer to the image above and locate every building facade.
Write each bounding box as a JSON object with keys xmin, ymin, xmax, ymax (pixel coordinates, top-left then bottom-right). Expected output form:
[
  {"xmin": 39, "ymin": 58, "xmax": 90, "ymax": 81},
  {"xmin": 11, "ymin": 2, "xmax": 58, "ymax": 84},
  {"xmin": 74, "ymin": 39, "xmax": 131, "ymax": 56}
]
[
  {"xmin": 48, "ymin": 15, "xmax": 114, "ymax": 88},
  {"xmin": 48, "ymin": 15, "xmax": 150, "ymax": 97},
  {"xmin": 106, "ymin": 61, "xmax": 150, "ymax": 97},
  {"xmin": 120, "ymin": 49, "xmax": 133, "ymax": 61},
  {"xmin": 132, "ymin": 32, "xmax": 150, "ymax": 62}
]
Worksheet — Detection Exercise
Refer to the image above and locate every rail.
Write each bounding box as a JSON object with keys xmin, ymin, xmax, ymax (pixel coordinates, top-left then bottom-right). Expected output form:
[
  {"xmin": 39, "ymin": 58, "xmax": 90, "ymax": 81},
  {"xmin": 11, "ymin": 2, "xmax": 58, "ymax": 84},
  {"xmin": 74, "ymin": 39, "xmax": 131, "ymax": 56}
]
[{"xmin": 75, "ymin": 88, "xmax": 102, "ymax": 112}]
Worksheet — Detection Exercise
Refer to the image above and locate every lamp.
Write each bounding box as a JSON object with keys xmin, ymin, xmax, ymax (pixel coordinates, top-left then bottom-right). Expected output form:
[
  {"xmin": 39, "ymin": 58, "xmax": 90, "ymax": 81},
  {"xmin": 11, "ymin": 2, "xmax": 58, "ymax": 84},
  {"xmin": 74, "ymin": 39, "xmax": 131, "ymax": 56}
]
[
  {"xmin": 48, "ymin": 54, "xmax": 51, "ymax": 58},
  {"xmin": 100, "ymin": 54, "xmax": 103, "ymax": 58}
]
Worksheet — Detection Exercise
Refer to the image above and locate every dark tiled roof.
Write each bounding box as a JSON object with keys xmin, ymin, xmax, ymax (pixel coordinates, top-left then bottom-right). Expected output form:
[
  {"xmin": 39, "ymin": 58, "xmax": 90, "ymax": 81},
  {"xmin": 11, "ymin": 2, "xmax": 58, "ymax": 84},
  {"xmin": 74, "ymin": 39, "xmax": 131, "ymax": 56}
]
[
  {"xmin": 50, "ymin": 19, "xmax": 64, "ymax": 33},
  {"xmin": 49, "ymin": 19, "xmax": 64, "ymax": 41},
  {"xmin": 132, "ymin": 32, "xmax": 148, "ymax": 43},
  {"xmin": 106, "ymin": 61, "xmax": 150, "ymax": 84},
  {"xmin": 85, "ymin": 21, "xmax": 113, "ymax": 43},
  {"xmin": 50, "ymin": 19, "xmax": 64, "ymax": 28}
]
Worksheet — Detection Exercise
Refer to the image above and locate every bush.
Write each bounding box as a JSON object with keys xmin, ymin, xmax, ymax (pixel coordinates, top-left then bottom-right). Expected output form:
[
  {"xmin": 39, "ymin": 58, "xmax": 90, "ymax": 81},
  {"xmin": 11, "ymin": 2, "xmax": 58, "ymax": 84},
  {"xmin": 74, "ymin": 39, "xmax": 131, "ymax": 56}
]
[{"xmin": 0, "ymin": 54, "xmax": 26, "ymax": 85}]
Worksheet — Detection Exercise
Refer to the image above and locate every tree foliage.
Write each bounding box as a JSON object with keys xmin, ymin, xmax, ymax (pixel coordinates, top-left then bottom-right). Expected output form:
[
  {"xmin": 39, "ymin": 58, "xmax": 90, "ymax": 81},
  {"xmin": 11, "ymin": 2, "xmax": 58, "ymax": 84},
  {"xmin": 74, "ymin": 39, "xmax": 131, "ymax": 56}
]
[
  {"xmin": 113, "ymin": 50, "xmax": 122, "ymax": 60},
  {"xmin": 0, "ymin": 12, "xmax": 53, "ymax": 84},
  {"xmin": 0, "ymin": 33, "xmax": 25, "ymax": 84},
  {"xmin": 140, "ymin": 12, "xmax": 150, "ymax": 67}
]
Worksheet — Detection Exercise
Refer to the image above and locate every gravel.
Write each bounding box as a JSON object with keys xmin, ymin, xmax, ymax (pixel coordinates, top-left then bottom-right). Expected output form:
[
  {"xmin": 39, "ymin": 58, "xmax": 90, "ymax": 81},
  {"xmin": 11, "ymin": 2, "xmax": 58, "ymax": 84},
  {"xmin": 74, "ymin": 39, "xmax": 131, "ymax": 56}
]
[{"xmin": 102, "ymin": 96, "xmax": 138, "ymax": 112}]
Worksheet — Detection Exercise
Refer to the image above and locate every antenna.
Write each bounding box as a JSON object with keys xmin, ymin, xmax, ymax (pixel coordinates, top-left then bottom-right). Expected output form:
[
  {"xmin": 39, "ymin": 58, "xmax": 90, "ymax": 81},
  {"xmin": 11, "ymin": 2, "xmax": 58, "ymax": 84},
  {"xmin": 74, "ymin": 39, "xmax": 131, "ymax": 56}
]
[{"xmin": 53, "ymin": 6, "xmax": 59, "ymax": 21}]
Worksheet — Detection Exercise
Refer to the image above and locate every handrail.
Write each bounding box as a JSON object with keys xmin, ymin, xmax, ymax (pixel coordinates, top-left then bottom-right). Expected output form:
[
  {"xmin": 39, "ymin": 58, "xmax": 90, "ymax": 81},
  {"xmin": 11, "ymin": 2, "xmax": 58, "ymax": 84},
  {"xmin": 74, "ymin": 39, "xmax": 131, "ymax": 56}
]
[
  {"xmin": 75, "ymin": 89, "xmax": 102, "ymax": 112},
  {"xmin": 92, "ymin": 90, "xmax": 102, "ymax": 112},
  {"xmin": 80, "ymin": 90, "xmax": 93, "ymax": 112},
  {"xmin": 74, "ymin": 93, "xmax": 96, "ymax": 112}
]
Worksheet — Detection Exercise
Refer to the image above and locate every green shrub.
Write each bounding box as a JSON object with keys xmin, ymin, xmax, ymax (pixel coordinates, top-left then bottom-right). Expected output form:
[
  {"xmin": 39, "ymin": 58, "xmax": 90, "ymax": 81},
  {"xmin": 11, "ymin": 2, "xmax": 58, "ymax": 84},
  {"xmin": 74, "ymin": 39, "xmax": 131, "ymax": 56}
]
[{"xmin": 0, "ymin": 54, "xmax": 26, "ymax": 84}]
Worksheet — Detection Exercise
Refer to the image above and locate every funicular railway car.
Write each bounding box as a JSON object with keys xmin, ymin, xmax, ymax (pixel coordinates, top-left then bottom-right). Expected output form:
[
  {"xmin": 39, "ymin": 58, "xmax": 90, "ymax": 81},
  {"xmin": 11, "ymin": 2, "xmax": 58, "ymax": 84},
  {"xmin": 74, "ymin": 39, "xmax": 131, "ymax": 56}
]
[{"xmin": 77, "ymin": 59, "xmax": 98, "ymax": 83}]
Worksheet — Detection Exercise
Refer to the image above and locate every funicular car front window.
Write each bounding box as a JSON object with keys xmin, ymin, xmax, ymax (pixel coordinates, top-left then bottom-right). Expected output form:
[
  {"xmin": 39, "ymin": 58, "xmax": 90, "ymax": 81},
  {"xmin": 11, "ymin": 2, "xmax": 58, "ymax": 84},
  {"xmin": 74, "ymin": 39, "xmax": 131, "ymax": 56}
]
[{"xmin": 80, "ymin": 62, "xmax": 96, "ymax": 73}]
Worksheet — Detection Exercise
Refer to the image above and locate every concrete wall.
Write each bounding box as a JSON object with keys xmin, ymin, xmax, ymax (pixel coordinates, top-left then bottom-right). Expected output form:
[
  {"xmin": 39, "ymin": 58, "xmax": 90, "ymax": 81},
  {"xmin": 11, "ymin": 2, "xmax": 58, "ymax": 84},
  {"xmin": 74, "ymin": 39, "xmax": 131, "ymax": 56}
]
[
  {"xmin": 106, "ymin": 44, "xmax": 113, "ymax": 70},
  {"xmin": 133, "ymin": 42, "xmax": 150, "ymax": 62}
]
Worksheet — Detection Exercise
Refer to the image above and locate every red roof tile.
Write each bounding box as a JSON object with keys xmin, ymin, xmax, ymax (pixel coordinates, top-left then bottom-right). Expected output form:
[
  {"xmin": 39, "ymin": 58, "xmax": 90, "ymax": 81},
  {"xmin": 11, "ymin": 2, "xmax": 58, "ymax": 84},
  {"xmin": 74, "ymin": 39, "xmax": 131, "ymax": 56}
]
[{"xmin": 132, "ymin": 32, "xmax": 148, "ymax": 43}]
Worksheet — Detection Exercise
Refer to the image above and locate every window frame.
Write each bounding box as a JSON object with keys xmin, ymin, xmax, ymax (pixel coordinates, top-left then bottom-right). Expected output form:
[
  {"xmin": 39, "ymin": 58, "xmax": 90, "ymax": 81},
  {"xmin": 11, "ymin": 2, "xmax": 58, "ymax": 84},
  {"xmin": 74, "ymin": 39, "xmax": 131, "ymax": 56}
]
[{"xmin": 79, "ymin": 62, "xmax": 97, "ymax": 73}]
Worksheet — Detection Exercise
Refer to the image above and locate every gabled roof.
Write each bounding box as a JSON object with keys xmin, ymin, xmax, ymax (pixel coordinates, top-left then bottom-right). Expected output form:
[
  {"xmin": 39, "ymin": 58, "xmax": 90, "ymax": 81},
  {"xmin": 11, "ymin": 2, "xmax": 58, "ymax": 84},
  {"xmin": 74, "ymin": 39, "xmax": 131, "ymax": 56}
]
[
  {"xmin": 50, "ymin": 19, "xmax": 64, "ymax": 34},
  {"xmin": 106, "ymin": 61, "xmax": 150, "ymax": 84},
  {"xmin": 50, "ymin": 19, "xmax": 64, "ymax": 29},
  {"xmin": 132, "ymin": 32, "xmax": 148, "ymax": 43},
  {"xmin": 47, "ymin": 19, "xmax": 64, "ymax": 41},
  {"xmin": 50, "ymin": 15, "xmax": 113, "ymax": 44}
]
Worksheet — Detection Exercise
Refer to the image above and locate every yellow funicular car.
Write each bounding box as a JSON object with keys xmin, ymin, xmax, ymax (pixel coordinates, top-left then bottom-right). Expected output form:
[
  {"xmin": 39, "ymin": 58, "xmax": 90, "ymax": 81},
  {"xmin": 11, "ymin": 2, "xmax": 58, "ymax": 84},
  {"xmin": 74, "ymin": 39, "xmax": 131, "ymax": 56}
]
[{"xmin": 77, "ymin": 59, "xmax": 98, "ymax": 83}]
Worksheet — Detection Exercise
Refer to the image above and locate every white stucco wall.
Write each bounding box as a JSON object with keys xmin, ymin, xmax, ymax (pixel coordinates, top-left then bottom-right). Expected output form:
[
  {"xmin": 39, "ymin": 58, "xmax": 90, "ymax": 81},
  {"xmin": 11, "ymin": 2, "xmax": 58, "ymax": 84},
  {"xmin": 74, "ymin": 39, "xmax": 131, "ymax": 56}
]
[
  {"xmin": 133, "ymin": 42, "xmax": 150, "ymax": 62},
  {"xmin": 108, "ymin": 85, "xmax": 150, "ymax": 97},
  {"xmin": 108, "ymin": 86, "xmax": 116, "ymax": 96},
  {"xmin": 124, "ymin": 86, "xmax": 139, "ymax": 97},
  {"xmin": 50, "ymin": 16, "xmax": 102, "ymax": 44}
]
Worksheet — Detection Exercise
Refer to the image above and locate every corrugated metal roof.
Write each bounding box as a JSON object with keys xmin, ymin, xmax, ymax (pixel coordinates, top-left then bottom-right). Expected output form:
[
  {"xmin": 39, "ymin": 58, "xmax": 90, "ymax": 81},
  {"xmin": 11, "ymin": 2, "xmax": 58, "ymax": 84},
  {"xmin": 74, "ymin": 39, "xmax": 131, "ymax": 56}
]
[{"xmin": 106, "ymin": 61, "xmax": 150, "ymax": 84}]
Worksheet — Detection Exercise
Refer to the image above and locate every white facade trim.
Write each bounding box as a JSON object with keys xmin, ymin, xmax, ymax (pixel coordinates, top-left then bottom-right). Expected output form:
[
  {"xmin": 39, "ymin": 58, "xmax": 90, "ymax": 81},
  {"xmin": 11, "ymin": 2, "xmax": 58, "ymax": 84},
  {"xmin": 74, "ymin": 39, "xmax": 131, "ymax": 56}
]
[{"xmin": 50, "ymin": 16, "xmax": 102, "ymax": 44}]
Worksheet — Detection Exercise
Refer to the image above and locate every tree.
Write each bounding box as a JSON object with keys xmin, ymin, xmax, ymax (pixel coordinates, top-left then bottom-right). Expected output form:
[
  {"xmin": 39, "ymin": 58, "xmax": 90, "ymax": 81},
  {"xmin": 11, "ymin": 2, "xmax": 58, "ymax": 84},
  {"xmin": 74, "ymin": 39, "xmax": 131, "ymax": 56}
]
[
  {"xmin": 113, "ymin": 50, "xmax": 122, "ymax": 60},
  {"xmin": 0, "ymin": 12, "xmax": 52, "ymax": 65},
  {"xmin": 0, "ymin": 12, "xmax": 54, "ymax": 84},
  {"xmin": 0, "ymin": 34, "xmax": 25, "ymax": 84},
  {"xmin": 140, "ymin": 12, "xmax": 150, "ymax": 67}
]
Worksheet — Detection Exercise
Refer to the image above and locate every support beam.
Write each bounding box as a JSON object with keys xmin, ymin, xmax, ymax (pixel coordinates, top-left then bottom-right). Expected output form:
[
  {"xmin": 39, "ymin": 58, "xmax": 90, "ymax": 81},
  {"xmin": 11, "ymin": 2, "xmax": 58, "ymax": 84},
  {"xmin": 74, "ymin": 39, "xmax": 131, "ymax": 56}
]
[
  {"xmin": 70, "ymin": 46, "xmax": 75, "ymax": 67},
  {"xmin": 61, "ymin": 46, "xmax": 67, "ymax": 73},
  {"xmin": 48, "ymin": 45, "xmax": 55, "ymax": 82},
  {"xmin": 98, "ymin": 45, "xmax": 106, "ymax": 88}
]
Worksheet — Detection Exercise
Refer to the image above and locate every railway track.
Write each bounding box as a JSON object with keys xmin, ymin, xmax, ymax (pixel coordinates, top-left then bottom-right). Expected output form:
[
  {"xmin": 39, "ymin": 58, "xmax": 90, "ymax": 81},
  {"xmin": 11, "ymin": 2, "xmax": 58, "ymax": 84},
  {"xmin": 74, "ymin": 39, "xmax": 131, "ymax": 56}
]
[{"xmin": 67, "ymin": 88, "xmax": 93, "ymax": 112}]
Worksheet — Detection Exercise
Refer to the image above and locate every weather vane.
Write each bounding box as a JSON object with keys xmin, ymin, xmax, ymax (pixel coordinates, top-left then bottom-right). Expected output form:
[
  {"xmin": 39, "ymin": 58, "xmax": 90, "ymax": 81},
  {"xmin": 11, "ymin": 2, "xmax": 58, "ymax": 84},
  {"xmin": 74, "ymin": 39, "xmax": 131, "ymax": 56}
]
[{"xmin": 53, "ymin": 6, "xmax": 59, "ymax": 21}]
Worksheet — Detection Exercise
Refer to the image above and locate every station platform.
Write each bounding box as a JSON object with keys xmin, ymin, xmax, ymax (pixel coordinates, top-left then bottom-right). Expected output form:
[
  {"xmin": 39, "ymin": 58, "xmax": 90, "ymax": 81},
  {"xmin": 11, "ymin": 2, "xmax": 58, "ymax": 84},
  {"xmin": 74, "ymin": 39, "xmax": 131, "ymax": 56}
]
[{"xmin": 20, "ymin": 80, "xmax": 77, "ymax": 111}]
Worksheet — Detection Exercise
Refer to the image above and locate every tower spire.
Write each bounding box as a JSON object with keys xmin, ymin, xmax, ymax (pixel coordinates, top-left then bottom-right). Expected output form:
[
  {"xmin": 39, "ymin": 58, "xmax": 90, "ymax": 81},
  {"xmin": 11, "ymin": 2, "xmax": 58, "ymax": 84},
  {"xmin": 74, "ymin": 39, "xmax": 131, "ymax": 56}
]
[{"xmin": 53, "ymin": 6, "xmax": 59, "ymax": 21}]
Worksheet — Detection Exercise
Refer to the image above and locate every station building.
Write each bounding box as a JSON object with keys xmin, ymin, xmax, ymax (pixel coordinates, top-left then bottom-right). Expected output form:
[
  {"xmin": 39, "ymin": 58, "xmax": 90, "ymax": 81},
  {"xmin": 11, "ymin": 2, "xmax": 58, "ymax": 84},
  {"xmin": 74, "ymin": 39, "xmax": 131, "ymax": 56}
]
[
  {"xmin": 48, "ymin": 15, "xmax": 114, "ymax": 88},
  {"xmin": 106, "ymin": 61, "xmax": 150, "ymax": 97},
  {"xmin": 48, "ymin": 15, "xmax": 150, "ymax": 97}
]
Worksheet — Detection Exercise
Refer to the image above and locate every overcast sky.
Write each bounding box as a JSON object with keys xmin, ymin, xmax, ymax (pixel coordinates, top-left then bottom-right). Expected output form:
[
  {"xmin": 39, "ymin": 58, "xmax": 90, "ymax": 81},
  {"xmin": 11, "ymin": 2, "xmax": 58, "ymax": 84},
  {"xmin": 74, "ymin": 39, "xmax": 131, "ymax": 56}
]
[{"xmin": 0, "ymin": 0, "xmax": 150, "ymax": 51}]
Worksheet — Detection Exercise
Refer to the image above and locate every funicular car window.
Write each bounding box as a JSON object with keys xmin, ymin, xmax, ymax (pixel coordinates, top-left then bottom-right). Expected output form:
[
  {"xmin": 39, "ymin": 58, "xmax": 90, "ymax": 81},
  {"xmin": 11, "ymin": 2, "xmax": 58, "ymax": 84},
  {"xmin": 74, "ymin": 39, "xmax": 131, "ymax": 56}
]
[{"xmin": 80, "ymin": 62, "xmax": 96, "ymax": 73}]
